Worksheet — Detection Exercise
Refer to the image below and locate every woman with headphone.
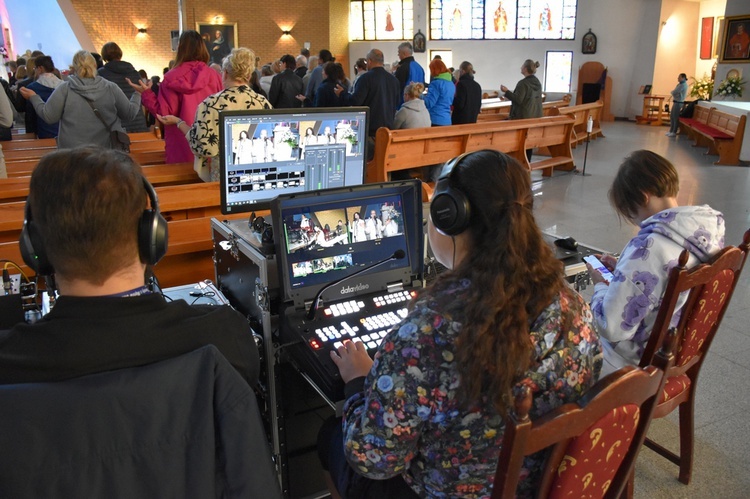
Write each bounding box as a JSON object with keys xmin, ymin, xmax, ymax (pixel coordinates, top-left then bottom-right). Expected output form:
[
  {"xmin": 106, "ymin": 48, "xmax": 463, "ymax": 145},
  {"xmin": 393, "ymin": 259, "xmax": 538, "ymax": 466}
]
[{"xmin": 319, "ymin": 150, "xmax": 602, "ymax": 498}]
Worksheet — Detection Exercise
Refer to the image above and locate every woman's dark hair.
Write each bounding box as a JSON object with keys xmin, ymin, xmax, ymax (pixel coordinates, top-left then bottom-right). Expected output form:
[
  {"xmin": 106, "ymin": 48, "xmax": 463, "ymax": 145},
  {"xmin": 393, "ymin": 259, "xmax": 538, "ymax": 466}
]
[
  {"xmin": 323, "ymin": 61, "xmax": 344, "ymax": 82},
  {"xmin": 280, "ymin": 54, "xmax": 296, "ymax": 70},
  {"xmin": 609, "ymin": 150, "xmax": 679, "ymax": 224},
  {"xmin": 175, "ymin": 30, "xmax": 210, "ymax": 66},
  {"xmin": 430, "ymin": 150, "xmax": 565, "ymax": 415}
]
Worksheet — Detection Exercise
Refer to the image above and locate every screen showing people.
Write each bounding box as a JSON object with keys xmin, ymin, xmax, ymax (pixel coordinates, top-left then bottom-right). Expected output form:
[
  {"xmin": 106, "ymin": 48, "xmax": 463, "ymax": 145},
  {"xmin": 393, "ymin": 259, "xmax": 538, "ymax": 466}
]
[
  {"xmin": 281, "ymin": 196, "xmax": 408, "ymax": 290},
  {"xmin": 221, "ymin": 109, "xmax": 368, "ymax": 213}
]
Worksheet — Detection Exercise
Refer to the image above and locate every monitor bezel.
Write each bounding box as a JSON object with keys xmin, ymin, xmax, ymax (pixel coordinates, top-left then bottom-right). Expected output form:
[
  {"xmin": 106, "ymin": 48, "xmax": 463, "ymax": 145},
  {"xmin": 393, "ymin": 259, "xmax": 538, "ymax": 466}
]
[
  {"xmin": 219, "ymin": 106, "xmax": 370, "ymax": 215},
  {"xmin": 271, "ymin": 180, "xmax": 424, "ymax": 309}
]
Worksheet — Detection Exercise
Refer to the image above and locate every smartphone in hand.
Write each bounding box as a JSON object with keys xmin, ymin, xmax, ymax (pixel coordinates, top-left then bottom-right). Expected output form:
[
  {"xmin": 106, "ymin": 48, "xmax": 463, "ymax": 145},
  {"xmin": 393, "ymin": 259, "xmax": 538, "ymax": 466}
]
[{"xmin": 583, "ymin": 255, "xmax": 615, "ymax": 283}]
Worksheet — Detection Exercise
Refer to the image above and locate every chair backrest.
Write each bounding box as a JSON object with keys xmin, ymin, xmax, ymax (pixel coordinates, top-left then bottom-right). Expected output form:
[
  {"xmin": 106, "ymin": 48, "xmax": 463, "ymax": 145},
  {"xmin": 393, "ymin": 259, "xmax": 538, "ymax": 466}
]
[
  {"xmin": 491, "ymin": 332, "xmax": 676, "ymax": 499},
  {"xmin": 639, "ymin": 229, "xmax": 750, "ymax": 377},
  {"xmin": 0, "ymin": 345, "xmax": 281, "ymax": 498}
]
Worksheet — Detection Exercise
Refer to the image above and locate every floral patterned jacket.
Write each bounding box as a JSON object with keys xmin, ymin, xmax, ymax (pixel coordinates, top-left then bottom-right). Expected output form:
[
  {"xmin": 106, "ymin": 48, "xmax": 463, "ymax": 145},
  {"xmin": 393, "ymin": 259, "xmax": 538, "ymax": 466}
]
[
  {"xmin": 187, "ymin": 85, "xmax": 271, "ymax": 181},
  {"xmin": 342, "ymin": 281, "xmax": 602, "ymax": 498}
]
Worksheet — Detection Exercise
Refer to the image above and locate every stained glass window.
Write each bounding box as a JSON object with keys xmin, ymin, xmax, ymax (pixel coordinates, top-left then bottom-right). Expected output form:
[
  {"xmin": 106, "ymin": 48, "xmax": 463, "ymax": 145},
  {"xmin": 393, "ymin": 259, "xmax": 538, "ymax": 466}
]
[
  {"xmin": 429, "ymin": 0, "xmax": 577, "ymax": 40},
  {"xmin": 350, "ymin": 0, "xmax": 414, "ymax": 41}
]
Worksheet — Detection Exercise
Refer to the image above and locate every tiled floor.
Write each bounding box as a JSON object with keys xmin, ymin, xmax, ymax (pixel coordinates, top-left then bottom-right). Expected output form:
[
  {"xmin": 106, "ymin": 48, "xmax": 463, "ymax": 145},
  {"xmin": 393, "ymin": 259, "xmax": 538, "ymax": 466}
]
[{"xmin": 532, "ymin": 121, "xmax": 750, "ymax": 498}]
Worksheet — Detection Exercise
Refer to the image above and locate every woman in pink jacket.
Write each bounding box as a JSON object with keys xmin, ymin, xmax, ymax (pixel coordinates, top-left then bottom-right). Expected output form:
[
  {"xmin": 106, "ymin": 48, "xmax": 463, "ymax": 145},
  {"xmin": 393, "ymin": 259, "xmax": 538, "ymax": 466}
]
[{"xmin": 128, "ymin": 30, "xmax": 222, "ymax": 163}]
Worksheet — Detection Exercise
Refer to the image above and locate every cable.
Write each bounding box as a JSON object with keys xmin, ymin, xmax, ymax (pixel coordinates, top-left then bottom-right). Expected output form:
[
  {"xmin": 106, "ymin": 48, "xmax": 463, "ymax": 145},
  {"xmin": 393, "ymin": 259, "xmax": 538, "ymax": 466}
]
[{"xmin": 2, "ymin": 261, "xmax": 30, "ymax": 282}]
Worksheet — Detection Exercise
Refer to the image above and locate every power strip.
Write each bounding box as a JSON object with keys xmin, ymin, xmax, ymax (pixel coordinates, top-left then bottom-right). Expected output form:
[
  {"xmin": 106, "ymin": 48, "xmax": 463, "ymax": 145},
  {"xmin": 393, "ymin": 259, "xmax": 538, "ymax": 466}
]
[{"xmin": 6, "ymin": 273, "xmax": 21, "ymax": 295}]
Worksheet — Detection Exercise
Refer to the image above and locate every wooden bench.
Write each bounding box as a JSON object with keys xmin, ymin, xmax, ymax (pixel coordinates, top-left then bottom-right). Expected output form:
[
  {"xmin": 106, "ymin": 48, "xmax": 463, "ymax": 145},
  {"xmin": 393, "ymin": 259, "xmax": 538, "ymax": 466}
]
[
  {"xmin": 549, "ymin": 100, "xmax": 604, "ymax": 147},
  {"xmin": 0, "ymin": 182, "xmax": 238, "ymax": 289},
  {"xmin": 366, "ymin": 115, "xmax": 576, "ymax": 194},
  {"xmin": 680, "ymin": 106, "xmax": 746, "ymax": 166},
  {"xmin": 478, "ymin": 98, "xmax": 572, "ymax": 122},
  {"xmin": 0, "ymin": 162, "xmax": 199, "ymax": 204},
  {"xmin": 678, "ymin": 104, "xmax": 711, "ymax": 138},
  {"xmin": 523, "ymin": 117, "xmax": 576, "ymax": 176}
]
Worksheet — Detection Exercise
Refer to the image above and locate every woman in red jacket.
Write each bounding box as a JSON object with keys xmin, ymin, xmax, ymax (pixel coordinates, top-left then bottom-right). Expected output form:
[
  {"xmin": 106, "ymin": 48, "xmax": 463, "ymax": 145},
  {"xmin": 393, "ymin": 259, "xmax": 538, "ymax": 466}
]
[{"xmin": 128, "ymin": 30, "xmax": 222, "ymax": 164}]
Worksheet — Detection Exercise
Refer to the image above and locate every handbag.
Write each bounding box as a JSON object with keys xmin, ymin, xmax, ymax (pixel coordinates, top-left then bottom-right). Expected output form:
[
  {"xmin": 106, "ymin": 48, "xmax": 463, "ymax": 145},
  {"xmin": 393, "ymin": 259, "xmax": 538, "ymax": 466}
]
[{"xmin": 82, "ymin": 97, "xmax": 131, "ymax": 152}]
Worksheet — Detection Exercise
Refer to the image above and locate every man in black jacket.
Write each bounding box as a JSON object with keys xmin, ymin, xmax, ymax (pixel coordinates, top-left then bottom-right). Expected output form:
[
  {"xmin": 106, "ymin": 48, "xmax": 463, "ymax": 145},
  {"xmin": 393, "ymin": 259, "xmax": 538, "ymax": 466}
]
[
  {"xmin": 269, "ymin": 54, "xmax": 304, "ymax": 109},
  {"xmin": 452, "ymin": 61, "xmax": 483, "ymax": 124},
  {"xmin": 0, "ymin": 146, "xmax": 260, "ymax": 387},
  {"xmin": 394, "ymin": 42, "xmax": 425, "ymax": 103},
  {"xmin": 98, "ymin": 42, "xmax": 149, "ymax": 132}
]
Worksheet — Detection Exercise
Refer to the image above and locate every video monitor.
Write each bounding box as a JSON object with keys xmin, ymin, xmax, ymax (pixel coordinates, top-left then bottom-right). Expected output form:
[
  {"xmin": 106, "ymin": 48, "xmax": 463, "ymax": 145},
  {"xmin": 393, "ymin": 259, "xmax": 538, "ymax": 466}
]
[
  {"xmin": 219, "ymin": 107, "xmax": 370, "ymax": 214},
  {"xmin": 271, "ymin": 180, "xmax": 424, "ymax": 309}
]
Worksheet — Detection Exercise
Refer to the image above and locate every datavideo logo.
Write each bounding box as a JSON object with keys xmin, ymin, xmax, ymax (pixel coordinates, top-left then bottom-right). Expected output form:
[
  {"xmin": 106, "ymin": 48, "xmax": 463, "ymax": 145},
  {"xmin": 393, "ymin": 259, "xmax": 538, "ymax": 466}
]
[{"xmin": 340, "ymin": 283, "xmax": 370, "ymax": 295}]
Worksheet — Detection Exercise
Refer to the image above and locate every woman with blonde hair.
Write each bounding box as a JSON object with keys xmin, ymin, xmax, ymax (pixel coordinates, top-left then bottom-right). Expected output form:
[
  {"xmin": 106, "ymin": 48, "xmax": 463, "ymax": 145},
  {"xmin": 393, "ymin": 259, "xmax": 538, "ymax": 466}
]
[
  {"xmin": 158, "ymin": 47, "xmax": 271, "ymax": 181},
  {"xmin": 20, "ymin": 50, "xmax": 142, "ymax": 150},
  {"xmin": 393, "ymin": 82, "xmax": 430, "ymax": 129},
  {"xmin": 128, "ymin": 30, "xmax": 223, "ymax": 163}
]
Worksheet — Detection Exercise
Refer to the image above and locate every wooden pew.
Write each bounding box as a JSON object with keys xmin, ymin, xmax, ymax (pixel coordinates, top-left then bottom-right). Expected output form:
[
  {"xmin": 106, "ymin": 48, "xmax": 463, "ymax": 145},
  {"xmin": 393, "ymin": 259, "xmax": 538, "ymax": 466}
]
[
  {"xmin": 0, "ymin": 162, "xmax": 199, "ymax": 204},
  {"xmin": 6, "ymin": 147, "xmax": 169, "ymax": 177},
  {"xmin": 523, "ymin": 117, "xmax": 576, "ymax": 177},
  {"xmin": 0, "ymin": 182, "xmax": 238, "ymax": 289},
  {"xmin": 678, "ymin": 104, "xmax": 711, "ymax": 140},
  {"xmin": 366, "ymin": 115, "xmax": 576, "ymax": 193},
  {"xmin": 548, "ymin": 100, "xmax": 604, "ymax": 147},
  {"xmin": 477, "ymin": 98, "xmax": 572, "ymax": 122},
  {"xmin": 681, "ymin": 107, "xmax": 746, "ymax": 166}
]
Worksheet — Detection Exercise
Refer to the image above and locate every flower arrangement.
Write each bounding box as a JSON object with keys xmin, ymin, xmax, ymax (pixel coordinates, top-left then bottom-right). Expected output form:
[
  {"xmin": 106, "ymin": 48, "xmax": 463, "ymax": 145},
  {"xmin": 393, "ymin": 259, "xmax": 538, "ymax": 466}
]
[
  {"xmin": 339, "ymin": 126, "xmax": 358, "ymax": 144},
  {"xmin": 277, "ymin": 128, "xmax": 298, "ymax": 148},
  {"xmin": 689, "ymin": 75, "xmax": 713, "ymax": 101},
  {"xmin": 715, "ymin": 76, "xmax": 745, "ymax": 99}
]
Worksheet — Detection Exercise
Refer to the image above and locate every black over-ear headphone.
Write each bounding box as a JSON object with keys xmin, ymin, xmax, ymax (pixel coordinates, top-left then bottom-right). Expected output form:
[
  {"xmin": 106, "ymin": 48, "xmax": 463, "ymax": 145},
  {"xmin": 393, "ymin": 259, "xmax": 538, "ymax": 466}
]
[
  {"xmin": 430, "ymin": 152, "xmax": 473, "ymax": 236},
  {"xmin": 20, "ymin": 177, "xmax": 168, "ymax": 275}
]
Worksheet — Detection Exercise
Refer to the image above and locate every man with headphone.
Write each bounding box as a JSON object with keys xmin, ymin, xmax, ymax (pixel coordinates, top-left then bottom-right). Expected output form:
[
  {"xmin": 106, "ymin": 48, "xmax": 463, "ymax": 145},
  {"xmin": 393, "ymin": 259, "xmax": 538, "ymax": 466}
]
[{"xmin": 0, "ymin": 146, "xmax": 259, "ymax": 387}]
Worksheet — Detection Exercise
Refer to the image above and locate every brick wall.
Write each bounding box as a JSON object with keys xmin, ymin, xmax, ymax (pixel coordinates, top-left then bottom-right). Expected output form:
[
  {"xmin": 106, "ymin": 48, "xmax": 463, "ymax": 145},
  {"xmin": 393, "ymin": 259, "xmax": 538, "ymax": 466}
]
[{"xmin": 68, "ymin": 0, "xmax": 340, "ymax": 79}]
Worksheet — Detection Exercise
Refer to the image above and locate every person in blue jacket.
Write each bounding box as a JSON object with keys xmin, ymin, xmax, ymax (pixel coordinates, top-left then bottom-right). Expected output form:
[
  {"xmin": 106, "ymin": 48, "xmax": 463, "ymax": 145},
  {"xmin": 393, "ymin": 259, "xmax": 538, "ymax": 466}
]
[{"xmin": 423, "ymin": 58, "xmax": 455, "ymax": 126}]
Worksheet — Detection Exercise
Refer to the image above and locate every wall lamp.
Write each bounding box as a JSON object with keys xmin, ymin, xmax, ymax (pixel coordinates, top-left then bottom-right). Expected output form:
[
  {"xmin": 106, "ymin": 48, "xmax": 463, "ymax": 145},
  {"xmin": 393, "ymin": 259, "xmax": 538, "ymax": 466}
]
[
  {"xmin": 282, "ymin": 30, "xmax": 292, "ymax": 36},
  {"xmin": 138, "ymin": 28, "xmax": 148, "ymax": 34}
]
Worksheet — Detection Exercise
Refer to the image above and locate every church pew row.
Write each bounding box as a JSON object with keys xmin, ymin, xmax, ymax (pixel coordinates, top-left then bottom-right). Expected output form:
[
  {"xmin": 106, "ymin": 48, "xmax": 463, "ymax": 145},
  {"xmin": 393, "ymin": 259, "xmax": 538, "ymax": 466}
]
[
  {"xmin": 0, "ymin": 184, "xmax": 246, "ymax": 289},
  {"xmin": 548, "ymin": 100, "xmax": 605, "ymax": 147},
  {"xmin": 0, "ymin": 162, "xmax": 199, "ymax": 203},
  {"xmin": 5, "ymin": 148, "xmax": 168, "ymax": 177},
  {"xmin": 477, "ymin": 97, "xmax": 572, "ymax": 121},
  {"xmin": 680, "ymin": 107, "xmax": 746, "ymax": 166},
  {"xmin": 366, "ymin": 115, "xmax": 577, "ymax": 197}
]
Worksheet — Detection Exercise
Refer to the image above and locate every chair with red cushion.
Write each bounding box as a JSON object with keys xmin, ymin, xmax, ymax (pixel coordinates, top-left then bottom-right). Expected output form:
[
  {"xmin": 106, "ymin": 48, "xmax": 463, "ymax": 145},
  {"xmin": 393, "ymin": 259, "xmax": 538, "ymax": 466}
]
[
  {"xmin": 490, "ymin": 331, "xmax": 677, "ymax": 499},
  {"xmin": 637, "ymin": 228, "xmax": 750, "ymax": 484}
]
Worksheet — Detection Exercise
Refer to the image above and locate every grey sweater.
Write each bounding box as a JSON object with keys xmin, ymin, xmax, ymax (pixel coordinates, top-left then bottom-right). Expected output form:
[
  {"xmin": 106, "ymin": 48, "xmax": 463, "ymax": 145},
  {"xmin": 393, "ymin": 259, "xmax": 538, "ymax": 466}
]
[{"xmin": 30, "ymin": 75, "xmax": 142, "ymax": 150}]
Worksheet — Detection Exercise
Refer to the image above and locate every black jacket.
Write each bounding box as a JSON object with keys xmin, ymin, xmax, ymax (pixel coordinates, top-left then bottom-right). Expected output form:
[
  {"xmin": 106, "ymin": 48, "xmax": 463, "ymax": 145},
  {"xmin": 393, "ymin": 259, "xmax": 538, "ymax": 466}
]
[
  {"xmin": 268, "ymin": 69, "xmax": 304, "ymax": 109},
  {"xmin": 0, "ymin": 345, "xmax": 281, "ymax": 498},
  {"xmin": 452, "ymin": 73, "xmax": 483, "ymax": 125},
  {"xmin": 0, "ymin": 293, "xmax": 260, "ymax": 387},
  {"xmin": 98, "ymin": 60, "xmax": 149, "ymax": 132}
]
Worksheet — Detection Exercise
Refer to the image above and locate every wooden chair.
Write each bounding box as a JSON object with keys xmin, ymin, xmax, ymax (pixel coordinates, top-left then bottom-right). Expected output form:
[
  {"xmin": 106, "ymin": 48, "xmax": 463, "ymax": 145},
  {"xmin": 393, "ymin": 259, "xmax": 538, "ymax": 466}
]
[
  {"xmin": 491, "ymin": 332, "xmax": 676, "ymax": 499},
  {"xmin": 637, "ymin": 228, "xmax": 750, "ymax": 484}
]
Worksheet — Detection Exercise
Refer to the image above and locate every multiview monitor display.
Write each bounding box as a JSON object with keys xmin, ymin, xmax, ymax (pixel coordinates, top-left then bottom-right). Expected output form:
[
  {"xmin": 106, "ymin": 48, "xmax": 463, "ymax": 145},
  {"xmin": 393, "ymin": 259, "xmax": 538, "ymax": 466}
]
[{"xmin": 219, "ymin": 107, "xmax": 370, "ymax": 214}]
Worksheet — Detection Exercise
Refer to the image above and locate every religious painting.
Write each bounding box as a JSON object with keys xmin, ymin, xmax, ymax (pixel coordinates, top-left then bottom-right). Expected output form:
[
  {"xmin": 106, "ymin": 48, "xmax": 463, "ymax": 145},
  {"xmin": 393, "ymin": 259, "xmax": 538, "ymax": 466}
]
[
  {"xmin": 700, "ymin": 17, "xmax": 713, "ymax": 60},
  {"xmin": 374, "ymin": 1, "xmax": 403, "ymax": 40},
  {"xmin": 196, "ymin": 23, "xmax": 238, "ymax": 66},
  {"xmin": 581, "ymin": 29, "xmax": 596, "ymax": 54},
  {"xmin": 413, "ymin": 30, "xmax": 426, "ymax": 53},
  {"xmin": 529, "ymin": 0, "xmax": 563, "ymax": 40},
  {"xmin": 719, "ymin": 15, "xmax": 750, "ymax": 63},
  {"xmin": 484, "ymin": 0, "xmax": 517, "ymax": 39},
  {"xmin": 440, "ymin": 0, "xmax": 472, "ymax": 39}
]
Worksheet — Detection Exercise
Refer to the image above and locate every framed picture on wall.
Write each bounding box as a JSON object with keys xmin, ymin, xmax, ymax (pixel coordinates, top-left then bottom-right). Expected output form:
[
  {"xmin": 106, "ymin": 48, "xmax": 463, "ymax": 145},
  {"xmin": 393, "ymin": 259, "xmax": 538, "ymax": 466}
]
[
  {"xmin": 700, "ymin": 17, "xmax": 713, "ymax": 60},
  {"xmin": 719, "ymin": 15, "xmax": 750, "ymax": 63},
  {"xmin": 582, "ymin": 29, "xmax": 596, "ymax": 54},
  {"xmin": 196, "ymin": 22, "xmax": 238, "ymax": 65}
]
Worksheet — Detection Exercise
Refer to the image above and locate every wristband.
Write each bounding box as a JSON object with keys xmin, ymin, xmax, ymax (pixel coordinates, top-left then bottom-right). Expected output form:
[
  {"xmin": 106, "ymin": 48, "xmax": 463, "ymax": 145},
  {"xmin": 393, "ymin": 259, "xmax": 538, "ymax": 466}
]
[{"xmin": 176, "ymin": 119, "xmax": 185, "ymax": 127}]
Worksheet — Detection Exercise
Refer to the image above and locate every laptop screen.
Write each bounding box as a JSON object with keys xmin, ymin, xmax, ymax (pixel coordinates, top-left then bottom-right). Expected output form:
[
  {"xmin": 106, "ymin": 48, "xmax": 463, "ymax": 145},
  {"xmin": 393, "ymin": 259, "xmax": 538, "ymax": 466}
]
[
  {"xmin": 219, "ymin": 107, "xmax": 369, "ymax": 214},
  {"xmin": 271, "ymin": 180, "xmax": 424, "ymax": 309}
]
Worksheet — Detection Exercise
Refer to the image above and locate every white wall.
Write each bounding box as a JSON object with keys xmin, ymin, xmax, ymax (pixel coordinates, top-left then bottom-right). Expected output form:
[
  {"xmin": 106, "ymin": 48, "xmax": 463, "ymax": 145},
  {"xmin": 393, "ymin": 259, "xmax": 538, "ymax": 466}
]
[
  {"xmin": 349, "ymin": 0, "xmax": 668, "ymax": 119},
  {"xmin": 696, "ymin": 0, "xmax": 727, "ymax": 79},
  {"xmin": 654, "ymin": 0, "xmax": 700, "ymax": 98}
]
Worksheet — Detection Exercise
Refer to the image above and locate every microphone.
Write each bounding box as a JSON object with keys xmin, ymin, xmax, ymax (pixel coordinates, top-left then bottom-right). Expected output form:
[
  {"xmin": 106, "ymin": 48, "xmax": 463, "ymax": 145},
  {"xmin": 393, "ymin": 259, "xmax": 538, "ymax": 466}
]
[{"xmin": 306, "ymin": 249, "xmax": 406, "ymax": 320}]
